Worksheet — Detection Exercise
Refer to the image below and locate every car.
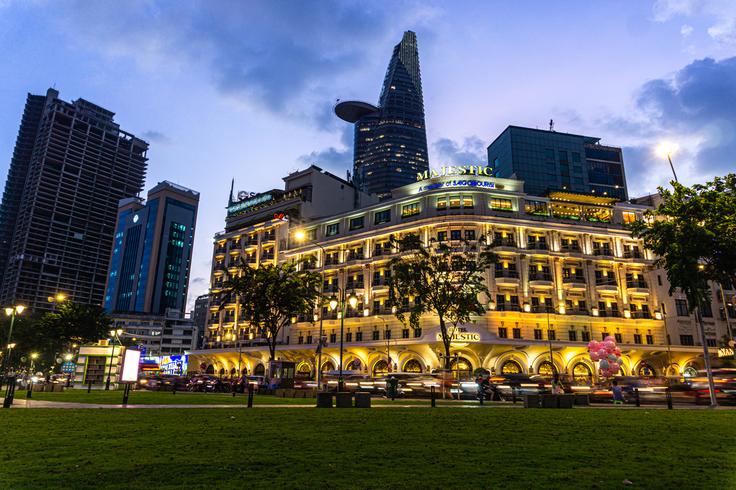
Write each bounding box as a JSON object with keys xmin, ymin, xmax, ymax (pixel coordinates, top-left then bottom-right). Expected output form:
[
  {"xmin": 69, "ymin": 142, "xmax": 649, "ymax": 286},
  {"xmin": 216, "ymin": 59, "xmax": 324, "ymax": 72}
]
[{"xmin": 186, "ymin": 375, "xmax": 230, "ymax": 393}]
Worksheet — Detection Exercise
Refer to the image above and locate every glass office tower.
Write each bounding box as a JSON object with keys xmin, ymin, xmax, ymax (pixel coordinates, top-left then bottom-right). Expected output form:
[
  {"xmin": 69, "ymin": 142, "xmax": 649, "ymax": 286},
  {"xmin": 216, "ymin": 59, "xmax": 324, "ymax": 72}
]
[
  {"xmin": 487, "ymin": 126, "xmax": 628, "ymax": 200},
  {"xmin": 104, "ymin": 181, "xmax": 199, "ymax": 314},
  {"xmin": 336, "ymin": 31, "xmax": 429, "ymax": 198}
]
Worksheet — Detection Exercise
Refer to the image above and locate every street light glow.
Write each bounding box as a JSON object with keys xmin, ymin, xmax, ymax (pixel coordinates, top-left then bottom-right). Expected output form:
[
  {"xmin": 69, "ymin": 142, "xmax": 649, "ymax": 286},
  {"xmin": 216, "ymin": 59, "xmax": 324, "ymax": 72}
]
[
  {"xmin": 655, "ymin": 141, "xmax": 679, "ymax": 159},
  {"xmin": 294, "ymin": 229, "xmax": 306, "ymax": 241},
  {"xmin": 329, "ymin": 297, "xmax": 338, "ymax": 311},
  {"xmin": 348, "ymin": 294, "xmax": 358, "ymax": 309}
]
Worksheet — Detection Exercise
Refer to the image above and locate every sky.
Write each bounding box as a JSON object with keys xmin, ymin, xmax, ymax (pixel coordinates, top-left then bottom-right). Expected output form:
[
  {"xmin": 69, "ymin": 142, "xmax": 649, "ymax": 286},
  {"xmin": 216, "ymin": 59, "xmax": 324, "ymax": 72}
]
[{"xmin": 0, "ymin": 0, "xmax": 735, "ymax": 311}]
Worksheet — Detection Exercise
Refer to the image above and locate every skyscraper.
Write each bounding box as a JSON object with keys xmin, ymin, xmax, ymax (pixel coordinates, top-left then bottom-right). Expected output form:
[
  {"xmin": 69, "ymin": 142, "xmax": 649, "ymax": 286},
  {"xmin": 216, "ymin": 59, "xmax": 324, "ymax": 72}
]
[
  {"xmin": 104, "ymin": 181, "xmax": 199, "ymax": 314},
  {"xmin": 487, "ymin": 125, "xmax": 628, "ymax": 200},
  {"xmin": 0, "ymin": 89, "xmax": 149, "ymax": 312},
  {"xmin": 336, "ymin": 31, "xmax": 429, "ymax": 198}
]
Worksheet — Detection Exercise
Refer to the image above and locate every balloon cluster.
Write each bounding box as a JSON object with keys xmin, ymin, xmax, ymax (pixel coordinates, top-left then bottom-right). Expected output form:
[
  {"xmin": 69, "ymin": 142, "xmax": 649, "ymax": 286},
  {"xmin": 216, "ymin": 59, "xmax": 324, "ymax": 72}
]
[{"xmin": 588, "ymin": 336, "xmax": 623, "ymax": 378}]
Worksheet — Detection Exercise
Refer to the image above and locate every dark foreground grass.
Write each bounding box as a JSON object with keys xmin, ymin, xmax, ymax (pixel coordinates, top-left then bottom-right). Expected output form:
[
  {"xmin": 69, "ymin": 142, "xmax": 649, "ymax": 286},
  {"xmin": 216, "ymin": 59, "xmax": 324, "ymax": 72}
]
[{"xmin": 0, "ymin": 408, "xmax": 733, "ymax": 489}]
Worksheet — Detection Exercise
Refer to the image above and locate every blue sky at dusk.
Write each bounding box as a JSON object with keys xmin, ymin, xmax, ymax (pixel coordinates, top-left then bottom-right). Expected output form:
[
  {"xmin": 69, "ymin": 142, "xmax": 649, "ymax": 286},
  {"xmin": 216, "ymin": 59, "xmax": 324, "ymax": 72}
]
[{"xmin": 1, "ymin": 0, "xmax": 735, "ymax": 309}]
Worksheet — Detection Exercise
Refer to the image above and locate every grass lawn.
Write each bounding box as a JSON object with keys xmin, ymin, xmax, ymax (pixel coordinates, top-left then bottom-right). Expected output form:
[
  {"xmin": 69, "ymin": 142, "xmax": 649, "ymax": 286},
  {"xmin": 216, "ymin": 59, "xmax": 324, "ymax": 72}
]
[
  {"xmin": 11, "ymin": 389, "xmax": 471, "ymax": 406},
  {"xmin": 0, "ymin": 408, "xmax": 733, "ymax": 489}
]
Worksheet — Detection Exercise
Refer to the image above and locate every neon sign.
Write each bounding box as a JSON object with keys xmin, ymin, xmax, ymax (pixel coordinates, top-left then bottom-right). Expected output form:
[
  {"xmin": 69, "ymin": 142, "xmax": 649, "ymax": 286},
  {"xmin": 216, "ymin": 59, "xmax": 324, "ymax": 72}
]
[
  {"xmin": 418, "ymin": 179, "xmax": 498, "ymax": 193},
  {"xmin": 417, "ymin": 165, "xmax": 494, "ymax": 182}
]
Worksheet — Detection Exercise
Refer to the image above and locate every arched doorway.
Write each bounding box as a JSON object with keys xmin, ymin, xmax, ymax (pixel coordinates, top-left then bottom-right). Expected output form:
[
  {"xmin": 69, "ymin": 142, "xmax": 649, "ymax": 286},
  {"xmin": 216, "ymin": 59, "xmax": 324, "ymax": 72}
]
[
  {"xmin": 205, "ymin": 364, "xmax": 215, "ymax": 374},
  {"xmin": 537, "ymin": 361, "xmax": 557, "ymax": 377},
  {"xmin": 373, "ymin": 359, "xmax": 389, "ymax": 376},
  {"xmin": 346, "ymin": 359, "xmax": 362, "ymax": 371},
  {"xmin": 637, "ymin": 363, "xmax": 656, "ymax": 377},
  {"xmin": 229, "ymin": 367, "xmax": 237, "ymax": 378},
  {"xmin": 254, "ymin": 364, "xmax": 265, "ymax": 376},
  {"xmin": 665, "ymin": 364, "xmax": 679, "ymax": 376},
  {"xmin": 501, "ymin": 360, "xmax": 523, "ymax": 375},
  {"xmin": 321, "ymin": 360, "xmax": 335, "ymax": 373},
  {"xmin": 683, "ymin": 365, "xmax": 698, "ymax": 378},
  {"xmin": 296, "ymin": 362, "xmax": 312, "ymax": 379},
  {"xmin": 218, "ymin": 368, "xmax": 225, "ymax": 376},
  {"xmin": 403, "ymin": 359, "xmax": 422, "ymax": 373},
  {"xmin": 450, "ymin": 357, "xmax": 473, "ymax": 380},
  {"xmin": 572, "ymin": 363, "xmax": 592, "ymax": 384}
]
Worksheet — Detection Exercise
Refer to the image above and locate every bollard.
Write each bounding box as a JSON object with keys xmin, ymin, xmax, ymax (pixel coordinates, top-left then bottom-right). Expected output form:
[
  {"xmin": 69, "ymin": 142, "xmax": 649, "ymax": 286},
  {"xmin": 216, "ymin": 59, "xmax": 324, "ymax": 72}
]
[
  {"xmin": 247, "ymin": 384, "xmax": 254, "ymax": 408},
  {"xmin": 635, "ymin": 388, "xmax": 640, "ymax": 407},
  {"xmin": 172, "ymin": 385, "xmax": 176, "ymax": 395},
  {"xmin": 87, "ymin": 380, "xmax": 93, "ymax": 393},
  {"xmin": 26, "ymin": 380, "xmax": 33, "ymax": 399},
  {"xmin": 3, "ymin": 376, "xmax": 17, "ymax": 408},
  {"xmin": 232, "ymin": 389, "xmax": 236, "ymax": 398},
  {"xmin": 666, "ymin": 388, "xmax": 673, "ymax": 410},
  {"xmin": 430, "ymin": 385, "xmax": 436, "ymax": 408},
  {"xmin": 122, "ymin": 383, "xmax": 130, "ymax": 405},
  {"xmin": 512, "ymin": 387, "xmax": 517, "ymax": 405}
]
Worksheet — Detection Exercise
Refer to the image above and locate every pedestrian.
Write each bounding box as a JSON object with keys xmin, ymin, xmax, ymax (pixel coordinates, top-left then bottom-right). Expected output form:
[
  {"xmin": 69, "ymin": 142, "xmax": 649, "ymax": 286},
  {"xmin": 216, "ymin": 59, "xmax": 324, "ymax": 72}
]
[
  {"xmin": 612, "ymin": 379, "xmax": 624, "ymax": 404},
  {"xmin": 552, "ymin": 373, "xmax": 565, "ymax": 394}
]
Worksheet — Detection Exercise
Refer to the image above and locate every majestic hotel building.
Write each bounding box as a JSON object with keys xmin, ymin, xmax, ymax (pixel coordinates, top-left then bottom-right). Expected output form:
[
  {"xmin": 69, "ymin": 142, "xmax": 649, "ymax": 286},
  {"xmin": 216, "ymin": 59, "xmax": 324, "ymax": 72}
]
[{"xmin": 189, "ymin": 166, "xmax": 734, "ymax": 382}]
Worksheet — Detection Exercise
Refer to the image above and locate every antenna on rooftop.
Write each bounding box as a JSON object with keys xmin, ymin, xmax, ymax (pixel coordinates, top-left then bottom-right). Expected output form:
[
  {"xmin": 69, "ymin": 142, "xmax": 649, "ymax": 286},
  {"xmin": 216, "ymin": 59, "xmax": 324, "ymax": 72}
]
[{"xmin": 549, "ymin": 119, "xmax": 555, "ymax": 132}]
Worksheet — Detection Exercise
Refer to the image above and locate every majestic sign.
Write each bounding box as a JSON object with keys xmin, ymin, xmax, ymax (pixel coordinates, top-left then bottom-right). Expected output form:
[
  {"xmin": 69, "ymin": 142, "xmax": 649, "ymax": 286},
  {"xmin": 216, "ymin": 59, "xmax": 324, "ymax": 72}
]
[
  {"xmin": 717, "ymin": 347, "xmax": 734, "ymax": 358},
  {"xmin": 436, "ymin": 331, "xmax": 481, "ymax": 342},
  {"xmin": 418, "ymin": 179, "xmax": 499, "ymax": 193},
  {"xmin": 417, "ymin": 165, "xmax": 494, "ymax": 182}
]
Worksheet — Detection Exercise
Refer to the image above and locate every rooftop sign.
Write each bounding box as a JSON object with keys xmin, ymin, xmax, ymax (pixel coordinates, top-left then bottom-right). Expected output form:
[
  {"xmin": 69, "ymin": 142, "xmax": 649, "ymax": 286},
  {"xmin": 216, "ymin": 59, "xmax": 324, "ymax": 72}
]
[
  {"xmin": 227, "ymin": 193, "xmax": 273, "ymax": 216},
  {"xmin": 417, "ymin": 165, "xmax": 494, "ymax": 182}
]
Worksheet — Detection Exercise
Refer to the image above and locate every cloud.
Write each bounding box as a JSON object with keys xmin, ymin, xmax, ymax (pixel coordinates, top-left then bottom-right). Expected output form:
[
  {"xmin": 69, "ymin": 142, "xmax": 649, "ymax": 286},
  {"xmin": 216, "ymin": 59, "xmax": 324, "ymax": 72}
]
[
  {"xmin": 141, "ymin": 130, "xmax": 170, "ymax": 143},
  {"xmin": 432, "ymin": 136, "xmax": 487, "ymax": 167},
  {"xmin": 56, "ymin": 1, "xmax": 439, "ymax": 127},
  {"xmin": 613, "ymin": 56, "xmax": 736, "ymax": 196},
  {"xmin": 190, "ymin": 276, "xmax": 207, "ymax": 285},
  {"xmin": 681, "ymin": 24, "xmax": 694, "ymax": 36},
  {"xmin": 653, "ymin": 0, "xmax": 736, "ymax": 44}
]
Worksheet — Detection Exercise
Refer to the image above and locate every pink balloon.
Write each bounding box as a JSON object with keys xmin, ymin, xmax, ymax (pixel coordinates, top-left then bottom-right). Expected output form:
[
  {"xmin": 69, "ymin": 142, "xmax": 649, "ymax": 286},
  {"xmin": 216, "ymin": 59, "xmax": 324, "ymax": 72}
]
[
  {"xmin": 614, "ymin": 348, "xmax": 622, "ymax": 356},
  {"xmin": 590, "ymin": 352, "xmax": 600, "ymax": 361},
  {"xmin": 604, "ymin": 340, "xmax": 615, "ymax": 351},
  {"xmin": 605, "ymin": 335, "xmax": 615, "ymax": 343},
  {"xmin": 597, "ymin": 348, "xmax": 608, "ymax": 358},
  {"xmin": 588, "ymin": 340, "xmax": 599, "ymax": 350},
  {"xmin": 609, "ymin": 362, "xmax": 620, "ymax": 373}
]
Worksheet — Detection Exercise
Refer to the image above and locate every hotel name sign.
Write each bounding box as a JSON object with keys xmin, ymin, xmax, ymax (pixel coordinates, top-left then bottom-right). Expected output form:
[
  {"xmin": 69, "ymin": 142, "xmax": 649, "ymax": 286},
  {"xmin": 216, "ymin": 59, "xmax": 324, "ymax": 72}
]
[
  {"xmin": 416, "ymin": 165, "xmax": 494, "ymax": 182},
  {"xmin": 436, "ymin": 331, "xmax": 481, "ymax": 343}
]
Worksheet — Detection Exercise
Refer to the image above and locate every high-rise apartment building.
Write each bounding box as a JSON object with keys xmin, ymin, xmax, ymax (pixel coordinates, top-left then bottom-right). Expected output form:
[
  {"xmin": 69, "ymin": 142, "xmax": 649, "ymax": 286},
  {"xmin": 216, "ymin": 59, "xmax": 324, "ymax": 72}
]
[
  {"xmin": 336, "ymin": 31, "xmax": 429, "ymax": 198},
  {"xmin": 104, "ymin": 181, "xmax": 199, "ymax": 314},
  {"xmin": 0, "ymin": 89, "xmax": 148, "ymax": 312},
  {"xmin": 487, "ymin": 126, "xmax": 628, "ymax": 200}
]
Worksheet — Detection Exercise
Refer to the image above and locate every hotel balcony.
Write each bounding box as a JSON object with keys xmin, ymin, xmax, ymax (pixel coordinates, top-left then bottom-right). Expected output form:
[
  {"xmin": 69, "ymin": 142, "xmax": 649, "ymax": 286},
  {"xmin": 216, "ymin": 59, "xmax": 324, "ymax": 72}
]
[
  {"xmin": 526, "ymin": 242, "xmax": 549, "ymax": 252},
  {"xmin": 595, "ymin": 278, "xmax": 618, "ymax": 291},
  {"xmin": 213, "ymin": 262, "xmax": 226, "ymax": 272},
  {"xmin": 623, "ymin": 250, "xmax": 644, "ymax": 259},
  {"xmin": 627, "ymin": 280, "xmax": 650, "ymax": 293},
  {"xmin": 346, "ymin": 251, "xmax": 365, "ymax": 263},
  {"xmin": 565, "ymin": 308, "xmax": 590, "ymax": 316},
  {"xmin": 560, "ymin": 245, "xmax": 582, "ymax": 253},
  {"xmin": 592, "ymin": 248, "xmax": 614, "ymax": 258},
  {"xmin": 372, "ymin": 276, "xmax": 390, "ymax": 288},
  {"xmin": 528, "ymin": 272, "xmax": 553, "ymax": 287},
  {"xmin": 562, "ymin": 275, "xmax": 587, "ymax": 289},
  {"xmin": 630, "ymin": 310, "xmax": 652, "ymax": 319},
  {"xmin": 494, "ymin": 269, "xmax": 520, "ymax": 285},
  {"xmin": 495, "ymin": 303, "xmax": 521, "ymax": 312},
  {"xmin": 492, "ymin": 238, "xmax": 517, "ymax": 249}
]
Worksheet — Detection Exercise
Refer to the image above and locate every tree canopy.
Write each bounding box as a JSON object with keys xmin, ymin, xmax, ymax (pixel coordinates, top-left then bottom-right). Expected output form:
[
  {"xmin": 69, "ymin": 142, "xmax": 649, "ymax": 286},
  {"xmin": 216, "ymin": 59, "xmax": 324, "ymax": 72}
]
[
  {"xmin": 630, "ymin": 174, "xmax": 736, "ymax": 311},
  {"xmin": 387, "ymin": 234, "xmax": 497, "ymax": 369},
  {"xmin": 221, "ymin": 259, "xmax": 322, "ymax": 362}
]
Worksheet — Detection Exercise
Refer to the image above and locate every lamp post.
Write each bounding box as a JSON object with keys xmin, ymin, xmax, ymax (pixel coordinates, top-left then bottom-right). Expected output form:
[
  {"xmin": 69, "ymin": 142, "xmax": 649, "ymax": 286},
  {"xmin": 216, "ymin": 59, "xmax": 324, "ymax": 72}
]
[
  {"xmin": 1, "ymin": 305, "xmax": 25, "ymax": 384},
  {"xmin": 656, "ymin": 142, "xmax": 679, "ymax": 183},
  {"xmin": 329, "ymin": 288, "xmax": 358, "ymax": 392},
  {"xmin": 105, "ymin": 328, "xmax": 123, "ymax": 390}
]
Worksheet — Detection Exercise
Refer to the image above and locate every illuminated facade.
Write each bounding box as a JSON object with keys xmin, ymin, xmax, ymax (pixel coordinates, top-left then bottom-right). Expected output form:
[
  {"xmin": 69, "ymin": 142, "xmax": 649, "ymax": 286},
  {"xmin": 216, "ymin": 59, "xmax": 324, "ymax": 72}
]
[{"xmin": 191, "ymin": 170, "xmax": 733, "ymax": 381}]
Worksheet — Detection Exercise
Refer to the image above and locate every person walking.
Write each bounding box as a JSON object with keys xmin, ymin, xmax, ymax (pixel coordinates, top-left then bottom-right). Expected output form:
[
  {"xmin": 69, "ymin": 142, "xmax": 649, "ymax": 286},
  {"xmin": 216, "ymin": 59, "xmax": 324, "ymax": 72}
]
[{"xmin": 612, "ymin": 379, "xmax": 624, "ymax": 405}]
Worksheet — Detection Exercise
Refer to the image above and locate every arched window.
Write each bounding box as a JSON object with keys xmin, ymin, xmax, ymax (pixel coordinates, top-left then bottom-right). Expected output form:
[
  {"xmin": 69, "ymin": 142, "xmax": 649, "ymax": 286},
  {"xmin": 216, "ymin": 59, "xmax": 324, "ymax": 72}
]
[
  {"xmin": 218, "ymin": 368, "xmax": 225, "ymax": 376},
  {"xmin": 683, "ymin": 366, "xmax": 698, "ymax": 378},
  {"xmin": 665, "ymin": 365, "xmax": 679, "ymax": 376},
  {"xmin": 296, "ymin": 362, "xmax": 312, "ymax": 379},
  {"xmin": 403, "ymin": 359, "xmax": 422, "ymax": 373},
  {"xmin": 573, "ymin": 363, "xmax": 592, "ymax": 384},
  {"xmin": 321, "ymin": 361, "xmax": 335, "ymax": 373},
  {"xmin": 637, "ymin": 364, "xmax": 655, "ymax": 377},
  {"xmin": 205, "ymin": 364, "xmax": 215, "ymax": 374},
  {"xmin": 230, "ymin": 367, "xmax": 237, "ymax": 377},
  {"xmin": 254, "ymin": 364, "xmax": 265, "ymax": 376},
  {"xmin": 501, "ymin": 360, "xmax": 522, "ymax": 375},
  {"xmin": 346, "ymin": 359, "xmax": 362, "ymax": 371},
  {"xmin": 537, "ymin": 361, "xmax": 557, "ymax": 377},
  {"xmin": 373, "ymin": 360, "xmax": 389, "ymax": 376},
  {"xmin": 450, "ymin": 357, "xmax": 473, "ymax": 380}
]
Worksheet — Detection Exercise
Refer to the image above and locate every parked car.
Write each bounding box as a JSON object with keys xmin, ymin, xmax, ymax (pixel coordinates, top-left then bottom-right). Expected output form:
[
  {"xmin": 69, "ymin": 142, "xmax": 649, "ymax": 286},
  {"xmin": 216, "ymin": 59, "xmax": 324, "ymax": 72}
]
[{"xmin": 186, "ymin": 375, "xmax": 230, "ymax": 393}]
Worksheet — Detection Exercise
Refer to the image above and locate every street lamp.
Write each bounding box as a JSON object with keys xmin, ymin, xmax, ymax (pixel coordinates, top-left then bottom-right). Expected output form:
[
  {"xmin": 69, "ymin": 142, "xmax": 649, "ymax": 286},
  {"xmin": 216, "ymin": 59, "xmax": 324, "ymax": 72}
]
[
  {"xmin": 655, "ymin": 141, "xmax": 679, "ymax": 183},
  {"xmin": 1, "ymin": 305, "xmax": 25, "ymax": 383},
  {"xmin": 105, "ymin": 328, "xmax": 123, "ymax": 390},
  {"xmin": 328, "ymin": 289, "xmax": 358, "ymax": 392}
]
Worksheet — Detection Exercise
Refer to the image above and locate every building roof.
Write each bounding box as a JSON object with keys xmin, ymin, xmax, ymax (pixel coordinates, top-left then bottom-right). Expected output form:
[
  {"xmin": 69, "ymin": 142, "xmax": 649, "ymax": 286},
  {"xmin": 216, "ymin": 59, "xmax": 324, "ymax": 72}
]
[
  {"xmin": 487, "ymin": 125, "xmax": 602, "ymax": 149},
  {"xmin": 334, "ymin": 100, "xmax": 380, "ymax": 123}
]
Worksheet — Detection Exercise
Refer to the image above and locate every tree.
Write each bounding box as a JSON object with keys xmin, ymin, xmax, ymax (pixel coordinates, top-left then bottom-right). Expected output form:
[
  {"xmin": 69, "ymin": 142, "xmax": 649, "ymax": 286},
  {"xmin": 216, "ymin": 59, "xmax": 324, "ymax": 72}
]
[
  {"xmin": 221, "ymin": 259, "xmax": 322, "ymax": 362},
  {"xmin": 630, "ymin": 174, "xmax": 736, "ymax": 407},
  {"xmin": 387, "ymin": 234, "xmax": 497, "ymax": 370},
  {"xmin": 13, "ymin": 303, "xmax": 112, "ymax": 370}
]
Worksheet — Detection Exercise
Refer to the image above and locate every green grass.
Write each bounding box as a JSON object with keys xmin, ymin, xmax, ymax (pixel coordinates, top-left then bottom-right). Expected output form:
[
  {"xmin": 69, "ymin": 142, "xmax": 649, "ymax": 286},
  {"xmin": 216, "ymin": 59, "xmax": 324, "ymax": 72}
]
[
  {"xmin": 11, "ymin": 389, "xmax": 471, "ymax": 406},
  {"xmin": 0, "ymin": 407, "xmax": 733, "ymax": 489}
]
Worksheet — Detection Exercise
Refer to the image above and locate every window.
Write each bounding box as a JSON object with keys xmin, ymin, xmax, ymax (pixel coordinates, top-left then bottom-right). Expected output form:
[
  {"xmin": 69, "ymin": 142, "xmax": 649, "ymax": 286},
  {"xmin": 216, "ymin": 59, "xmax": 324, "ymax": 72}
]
[
  {"xmin": 498, "ymin": 327, "xmax": 508, "ymax": 338},
  {"xmin": 401, "ymin": 203, "xmax": 420, "ymax": 218},
  {"xmin": 462, "ymin": 196, "xmax": 474, "ymax": 208},
  {"xmin": 568, "ymin": 330, "xmax": 577, "ymax": 341},
  {"xmin": 657, "ymin": 275, "xmax": 662, "ymax": 286},
  {"xmin": 558, "ymin": 150, "xmax": 569, "ymax": 163},
  {"xmin": 680, "ymin": 335, "xmax": 694, "ymax": 346},
  {"xmin": 306, "ymin": 335, "xmax": 313, "ymax": 344},
  {"xmin": 525, "ymin": 200, "xmax": 549, "ymax": 216},
  {"xmin": 464, "ymin": 230, "xmax": 476, "ymax": 241},
  {"xmin": 345, "ymin": 332, "xmax": 352, "ymax": 342},
  {"xmin": 298, "ymin": 335, "xmax": 303, "ymax": 344},
  {"xmin": 374, "ymin": 209, "xmax": 391, "ymax": 225},
  {"xmin": 449, "ymin": 195, "xmax": 461, "ymax": 208},
  {"xmin": 513, "ymin": 327, "xmax": 521, "ymax": 339},
  {"xmin": 450, "ymin": 230, "xmax": 462, "ymax": 241},
  {"xmin": 572, "ymin": 152, "xmax": 581, "ymax": 163},
  {"xmin": 534, "ymin": 329, "xmax": 543, "ymax": 340},
  {"xmin": 329, "ymin": 333, "xmax": 337, "ymax": 343},
  {"xmin": 437, "ymin": 197, "xmax": 448, "ymax": 210},
  {"xmin": 675, "ymin": 299, "xmax": 689, "ymax": 316},
  {"xmin": 646, "ymin": 334, "xmax": 654, "ymax": 345},
  {"xmin": 548, "ymin": 330, "xmax": 556, "ymax": 341},
  {"xmin": 384, "ymin": 329, "xmax": 392, "ymax": 340},
  {"xmin": 325, "ymin": 223, "xmax": 339, "ymax": 237},
  {"xmin": 413, "ymin": 328, "xmax": 422, "ymax": 338},
  {"xmin": 614, "ymin": 333, "xmax": 622, "ymax": 343},
  {"xmin": 349, "ymin": 216, "xmax": 364, "ymax": 230},
  {"xmin": 305, "ymin": 228, "xmax": 317, "ymax": 240},
  {"xmin": 372, "ymin": 330, "xmax": 379, "ymax": 341},
  {"xmin": 622, "ymin": 211, "xmax": 636, "ymax": 224},
  {"xmin": 706, "ymin": 338, "xmax": 717, "ymax": 347},
  {"xmin": 402, "ymin": 328, "xmax": 410, "ymax": 339},
  {"xmin": 581, "ymin": 331, "xmax": 590, "ymax": 342},
  {"xmin": 634, "ymin": 334, "xmax": 642, "ymax": 344},
  {"xmin": 355, "ymin": 331, "xmax": 363, "ymax": 342},
  {"xmin": 489, "ymin": 198, "xmax": 513, "ymax": 211},
  {"xmin": 437, "ymin": 231, "xmax": 447, "ymax": 242},
  {"xmin": 701, "ymin": 301, "xmax": 713, "ymax": 317}
]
